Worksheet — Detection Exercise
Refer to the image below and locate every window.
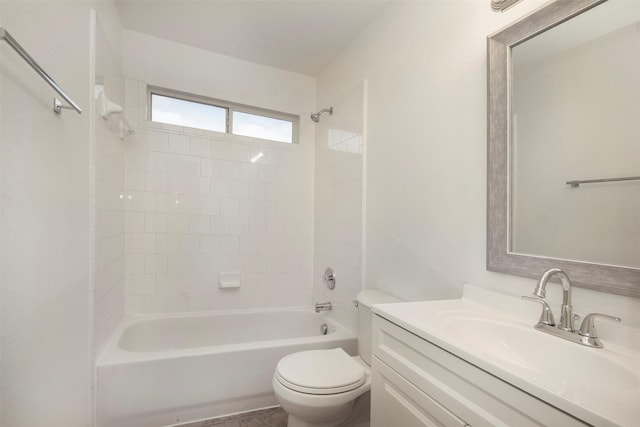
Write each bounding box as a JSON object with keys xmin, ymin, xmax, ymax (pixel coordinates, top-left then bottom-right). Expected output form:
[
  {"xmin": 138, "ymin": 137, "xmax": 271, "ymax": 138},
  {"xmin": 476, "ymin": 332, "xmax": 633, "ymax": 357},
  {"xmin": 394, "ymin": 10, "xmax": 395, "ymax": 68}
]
[
  {"xmin": 149, "ymin": 87, "xmax": 298, "ymax": 143},
  {"xmin": 151, "ymin": 93, "xmax": 226, "ymax": 133},
  {"xmin": 232, "ymin": 111, "xmax": 293, "ymax": 143}
]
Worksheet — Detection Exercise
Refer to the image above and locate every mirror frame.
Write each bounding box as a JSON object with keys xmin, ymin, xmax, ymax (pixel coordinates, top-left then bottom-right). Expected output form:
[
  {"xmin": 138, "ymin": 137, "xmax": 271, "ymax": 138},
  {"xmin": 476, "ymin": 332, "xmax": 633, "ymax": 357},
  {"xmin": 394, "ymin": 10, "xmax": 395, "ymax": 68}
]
[{"xmin": 487, "ymin": 0, "xmax": 640, "ymax": 298}]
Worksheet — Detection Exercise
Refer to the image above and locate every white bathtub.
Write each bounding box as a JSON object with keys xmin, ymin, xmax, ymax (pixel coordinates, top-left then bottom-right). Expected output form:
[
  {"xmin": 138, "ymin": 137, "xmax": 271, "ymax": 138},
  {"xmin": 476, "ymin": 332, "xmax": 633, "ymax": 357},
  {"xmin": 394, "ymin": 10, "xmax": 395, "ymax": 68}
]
[{"xmin": 96, "ymin": 309, "xmax": 356, "ymax": 427}]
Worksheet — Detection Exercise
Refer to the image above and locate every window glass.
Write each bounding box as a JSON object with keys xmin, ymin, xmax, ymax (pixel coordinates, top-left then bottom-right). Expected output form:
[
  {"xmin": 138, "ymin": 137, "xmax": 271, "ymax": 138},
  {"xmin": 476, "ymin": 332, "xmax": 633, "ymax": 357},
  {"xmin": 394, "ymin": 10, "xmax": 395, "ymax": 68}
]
[
  {"xmin": 149, "ymin": 88, "xmax": 297, "ymax": 143},
  {"xmin": 151, "ymin": 93, "xmax": 226, "ymax": 133},
  {"xmin": 232, "ymin": 111, "xmax": 293, "ymax": 143}
]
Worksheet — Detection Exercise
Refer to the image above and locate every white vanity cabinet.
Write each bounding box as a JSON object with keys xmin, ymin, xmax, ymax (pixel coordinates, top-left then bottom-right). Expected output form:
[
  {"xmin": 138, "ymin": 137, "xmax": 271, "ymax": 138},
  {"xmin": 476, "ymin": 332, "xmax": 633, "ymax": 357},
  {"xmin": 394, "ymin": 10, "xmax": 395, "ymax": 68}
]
[{"xmin": 371, "ymin": 315, "xmax": 588, "ymax": 427}]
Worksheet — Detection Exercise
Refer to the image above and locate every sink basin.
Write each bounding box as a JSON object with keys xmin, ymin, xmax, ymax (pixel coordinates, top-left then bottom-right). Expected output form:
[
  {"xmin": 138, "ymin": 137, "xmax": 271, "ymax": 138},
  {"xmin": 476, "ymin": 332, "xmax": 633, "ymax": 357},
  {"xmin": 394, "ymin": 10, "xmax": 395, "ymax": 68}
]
[
  {"xmin": 435, "ymin": 311, "xmax": 639, "ymax": 403},
  {"xmin": 372, "ymin": 285, "xmax": 640, "ymax": 426}
]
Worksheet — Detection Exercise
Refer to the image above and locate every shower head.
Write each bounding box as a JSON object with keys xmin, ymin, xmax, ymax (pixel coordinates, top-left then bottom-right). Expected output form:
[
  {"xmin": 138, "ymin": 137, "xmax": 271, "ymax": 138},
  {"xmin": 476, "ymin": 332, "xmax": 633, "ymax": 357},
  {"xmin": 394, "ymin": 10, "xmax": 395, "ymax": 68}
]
[{"xmin": 310, "ymin": 107, "xmax": 333, "ymax": 123}]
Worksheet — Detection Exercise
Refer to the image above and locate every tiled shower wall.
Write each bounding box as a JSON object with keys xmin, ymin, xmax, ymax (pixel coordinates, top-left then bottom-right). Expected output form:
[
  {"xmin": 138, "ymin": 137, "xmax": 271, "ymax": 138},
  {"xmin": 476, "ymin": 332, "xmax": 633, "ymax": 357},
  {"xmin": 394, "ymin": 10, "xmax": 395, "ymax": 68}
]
[{"xmin": 124, "ymin": 81, "xmax": 314, "ymax": 314}]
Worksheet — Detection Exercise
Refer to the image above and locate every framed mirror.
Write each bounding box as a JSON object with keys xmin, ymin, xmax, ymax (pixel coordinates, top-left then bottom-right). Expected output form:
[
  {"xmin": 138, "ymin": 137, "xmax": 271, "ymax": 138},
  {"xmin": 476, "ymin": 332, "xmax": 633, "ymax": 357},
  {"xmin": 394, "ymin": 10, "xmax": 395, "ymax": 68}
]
[{"xmin": 487, "ymin": 0, "xmax": 640, "ymax": 297}]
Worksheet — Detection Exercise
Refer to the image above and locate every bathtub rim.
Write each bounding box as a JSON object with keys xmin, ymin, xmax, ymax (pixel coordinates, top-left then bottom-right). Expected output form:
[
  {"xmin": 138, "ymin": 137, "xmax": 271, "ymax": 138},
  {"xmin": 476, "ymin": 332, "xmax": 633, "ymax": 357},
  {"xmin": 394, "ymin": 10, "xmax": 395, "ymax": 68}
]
[{"xmin": 97, "ymin": 307, "xmax": 355, "ymax": 367}]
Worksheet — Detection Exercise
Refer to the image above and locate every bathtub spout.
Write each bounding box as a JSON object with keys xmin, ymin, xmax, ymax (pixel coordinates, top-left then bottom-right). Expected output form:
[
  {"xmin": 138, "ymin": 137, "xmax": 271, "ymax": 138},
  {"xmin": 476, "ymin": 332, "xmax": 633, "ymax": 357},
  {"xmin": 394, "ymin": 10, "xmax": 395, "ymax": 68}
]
[{"xmin": 314, "ymin": 302, "xmax": 332, "ymax": 313}]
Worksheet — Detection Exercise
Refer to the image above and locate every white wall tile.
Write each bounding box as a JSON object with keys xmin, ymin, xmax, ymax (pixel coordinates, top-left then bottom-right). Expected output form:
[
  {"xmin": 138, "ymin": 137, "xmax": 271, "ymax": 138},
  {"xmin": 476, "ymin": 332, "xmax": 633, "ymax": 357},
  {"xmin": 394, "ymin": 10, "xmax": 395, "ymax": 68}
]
[
  {"xmin": 239, "ymin": 199, "xmax": 259, "ymax": 218},
  {"xmin": 147, "ymin": 129, "xmax": 169, "ymax": 152},
  {"xmin": 190, "ymin": 137, "xmax": 211, "ymax": 157},
  {"xmin": 126, "ymin": 295, "xmax": 146, "ymax": 315},
  {"xmin": 211, "ymin": 180, "xmax": 231, "ymax": 198},
  {"xmin": 200, "ymin": 197, "xmax": 221, "ymax": 215},
  {"xmin": 220, "ymin": 160, "xmax": 241, "ymax": 180},
  {"xmin": 156, "ymin": 274, "xmax": 181, "ymax": 293},
  {"xmin": 239, "ymin": 236, "xmax": 259, "ymax": 254},
  {"xmin": 126, "ymin": 170, "xmax": 145, "ymax": 191},
  {"xmin": 169, "ymin": 133, "xmax": 191, "ymax": 154},
  {"xmin": 167, "ymin": 254, "xmax": 191, "ymax": 274},
  {"xmin": 240, "ymin": 163, "xmax": 259, "ymax": 181},
  {"xmin": 145, "ymin": 172, "xmax": 168, "ymax": 192},
  {"xmin": 220, "ymin": 198, "xmax": 240, "ymax": 217},
  {"xmin": 157, "ymin": 234, "xmax": 180, "ymax": 253},
  {"xmin": 131, "ymin": 191, "xmax": 157, "ymax": 212},
  {"xmin": 128, "ymin": 275, "xmax": 156, "ymax": 295},
  {"xmin": 211, "ymin": 216, "xmax": 230, "ymax": 235},
  {"xmin": 167, "ymin": 293, "xmax": 189, "ymax": 313},
  {"xmin": 145, "ymin": 294, "xmax": 169, "ymax": 313},
  {"xmin": 211, "ymin": 140, "xmax": 232, "ymax": 159},
  {"xmin": 166, "ymin": 214, "xmax": 190, "ymax": 233},
  {"xmin": 126, "ymin": 254, "xmax": 145, "ymax": 274},
  {"xmin": 220, "ymin": 236, "xmax": 240, "ymax": 254},
  {"xmin": 190, "ymin": 215, "xmax": 210, "ymax": 234},
  {"xmin": 229, "ymin": 217, "xmax": 249, "ymax": 236},
  {"xmin": 129, "ymin": 233, "xmax": 157, "ymax": 253},
  {"xmin": 126, "ymin": 212, "xmax": 145, "ymax": 232},
  {"xmin": 145, "ymin": 254, "xmax": 168, "ymax": 273},
  {"xmin": 145, "ymin": 212, "xmax": 167, "ymax": 233},
  {"xmin": 229, "ymin": 181, "xmax": 249, "ymax": 199},
  {"xmin": 200, "ymin": 235, "xmax": 220, "ymax": 253},
  {"xmin": 189, "ymin": 291, "xmax": 214, "ymax": 311}
]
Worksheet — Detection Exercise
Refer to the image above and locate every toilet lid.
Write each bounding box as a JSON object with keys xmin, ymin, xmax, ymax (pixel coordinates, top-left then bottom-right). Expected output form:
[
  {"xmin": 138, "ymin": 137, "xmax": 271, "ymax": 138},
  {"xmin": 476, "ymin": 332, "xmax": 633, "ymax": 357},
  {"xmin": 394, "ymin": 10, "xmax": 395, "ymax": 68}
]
[{"xmin": 276, "ymin": 348, "xmax": 366, "ymax": 395}]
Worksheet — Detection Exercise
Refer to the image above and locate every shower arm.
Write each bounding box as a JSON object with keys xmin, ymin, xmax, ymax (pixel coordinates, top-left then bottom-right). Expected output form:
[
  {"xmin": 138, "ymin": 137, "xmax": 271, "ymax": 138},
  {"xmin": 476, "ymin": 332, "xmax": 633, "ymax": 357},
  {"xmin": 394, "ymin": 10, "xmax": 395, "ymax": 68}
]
[{"xmin": 310, "ymin": 107, "xmax": 333, "ymax": 122}]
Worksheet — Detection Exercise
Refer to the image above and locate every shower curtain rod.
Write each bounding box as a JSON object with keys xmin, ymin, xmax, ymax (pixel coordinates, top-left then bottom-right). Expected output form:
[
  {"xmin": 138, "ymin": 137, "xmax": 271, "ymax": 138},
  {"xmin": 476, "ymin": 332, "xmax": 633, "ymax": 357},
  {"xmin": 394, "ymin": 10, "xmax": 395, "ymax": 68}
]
[{"xmin": 0, "ymin": 27, "xmax": 82, "ymax": 114}]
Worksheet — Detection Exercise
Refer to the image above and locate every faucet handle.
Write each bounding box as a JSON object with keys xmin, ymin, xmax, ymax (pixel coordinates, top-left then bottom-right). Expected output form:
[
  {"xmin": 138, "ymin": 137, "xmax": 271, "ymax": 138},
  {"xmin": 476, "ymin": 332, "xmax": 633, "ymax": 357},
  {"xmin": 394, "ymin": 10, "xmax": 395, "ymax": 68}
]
[
  {"xmin": 521, "ymin": 296, "xmax": 555, "ymax": 326},
  {"xmin": 578, "ymin": 313, "xmax": 621, "ymax": 338}
]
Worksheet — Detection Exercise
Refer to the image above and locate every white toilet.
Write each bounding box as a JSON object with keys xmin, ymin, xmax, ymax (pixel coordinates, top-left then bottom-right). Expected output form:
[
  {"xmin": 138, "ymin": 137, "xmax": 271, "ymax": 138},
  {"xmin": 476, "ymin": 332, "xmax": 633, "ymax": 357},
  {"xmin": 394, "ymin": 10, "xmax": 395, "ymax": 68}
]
[{"xmin": 272, "ymin": 290, "xmax": 401, "ymax": 427}]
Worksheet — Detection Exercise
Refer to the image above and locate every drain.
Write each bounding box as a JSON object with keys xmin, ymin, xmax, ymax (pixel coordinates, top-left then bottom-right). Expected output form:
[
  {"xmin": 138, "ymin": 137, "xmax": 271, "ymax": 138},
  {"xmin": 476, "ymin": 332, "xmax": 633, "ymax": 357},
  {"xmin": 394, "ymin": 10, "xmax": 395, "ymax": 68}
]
[{"xmin": 320, "ymin": 323, "xmax": 329, "ymax": 335}]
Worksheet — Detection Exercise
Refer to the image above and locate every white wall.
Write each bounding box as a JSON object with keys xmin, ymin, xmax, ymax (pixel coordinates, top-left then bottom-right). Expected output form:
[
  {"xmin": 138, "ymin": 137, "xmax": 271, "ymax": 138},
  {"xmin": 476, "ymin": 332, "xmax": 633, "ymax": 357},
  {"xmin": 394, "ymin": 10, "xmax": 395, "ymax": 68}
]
[
  {"xmin": 0, "ymin": 1, "xmax": 122, "ymax": 425},
  {"xmin": 317, "ymin": 0, "xmax": 640, "ymax": 327},
  {"xmin": 122, "ymin": 31, "xmax": 316, "ymax": 314}
]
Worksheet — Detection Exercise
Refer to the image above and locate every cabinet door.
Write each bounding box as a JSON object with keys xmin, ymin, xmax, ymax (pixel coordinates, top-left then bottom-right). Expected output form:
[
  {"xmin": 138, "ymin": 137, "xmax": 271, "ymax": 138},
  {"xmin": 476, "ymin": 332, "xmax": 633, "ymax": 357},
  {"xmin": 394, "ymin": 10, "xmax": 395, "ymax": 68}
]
[{"xmin": 371, "ymin": 356, "xmax": 468, "ymax": 427}]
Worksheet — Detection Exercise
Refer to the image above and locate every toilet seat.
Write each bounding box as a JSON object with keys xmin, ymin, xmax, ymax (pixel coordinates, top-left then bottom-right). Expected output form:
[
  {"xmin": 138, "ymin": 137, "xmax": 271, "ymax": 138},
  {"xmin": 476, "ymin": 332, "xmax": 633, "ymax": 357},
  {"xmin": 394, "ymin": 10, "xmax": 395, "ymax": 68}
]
[{"xmin": 275, "ymin": 348, "xmax": 366, "ymax": 395}]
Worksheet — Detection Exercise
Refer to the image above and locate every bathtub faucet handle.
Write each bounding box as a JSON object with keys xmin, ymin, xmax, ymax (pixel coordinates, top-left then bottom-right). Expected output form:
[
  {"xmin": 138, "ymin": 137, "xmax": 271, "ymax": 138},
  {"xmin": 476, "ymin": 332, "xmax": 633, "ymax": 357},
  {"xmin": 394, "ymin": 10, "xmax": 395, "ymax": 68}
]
[{"xmin": 314, "ymin": 302, "xmax": 332, "ymax": 313}]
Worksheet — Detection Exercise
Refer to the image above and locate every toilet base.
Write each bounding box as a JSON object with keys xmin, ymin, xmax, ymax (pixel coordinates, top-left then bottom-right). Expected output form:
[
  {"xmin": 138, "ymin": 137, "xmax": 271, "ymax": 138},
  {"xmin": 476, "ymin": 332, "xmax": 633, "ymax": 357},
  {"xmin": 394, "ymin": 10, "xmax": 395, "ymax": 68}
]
[
  {"xmin": 286, "ymin": 412, "xmax": 349, "ymax": 427},
  {"xmin": 281, "ymin": 400, "xmax": 353, "ymax": 427},
  {"xmin": 282, "ymin": 391, "xmax": 370, "ymax": 427}
]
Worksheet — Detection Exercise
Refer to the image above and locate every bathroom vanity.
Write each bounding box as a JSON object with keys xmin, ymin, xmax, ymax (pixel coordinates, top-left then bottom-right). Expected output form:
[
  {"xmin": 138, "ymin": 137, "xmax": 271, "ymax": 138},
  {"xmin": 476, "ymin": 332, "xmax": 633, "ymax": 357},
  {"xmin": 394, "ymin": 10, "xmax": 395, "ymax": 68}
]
[{"xmin": 370, "ymin": 286, "xmax": 640, "ymax": 427}]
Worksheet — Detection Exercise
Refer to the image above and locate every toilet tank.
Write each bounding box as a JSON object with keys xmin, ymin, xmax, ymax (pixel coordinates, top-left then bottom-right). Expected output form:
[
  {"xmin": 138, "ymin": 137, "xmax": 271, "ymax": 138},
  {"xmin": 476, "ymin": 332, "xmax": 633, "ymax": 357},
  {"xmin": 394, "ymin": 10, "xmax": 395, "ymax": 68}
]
[{"xmin": 356, "ymin": 290, "xmax": 402, "ymax": 365}]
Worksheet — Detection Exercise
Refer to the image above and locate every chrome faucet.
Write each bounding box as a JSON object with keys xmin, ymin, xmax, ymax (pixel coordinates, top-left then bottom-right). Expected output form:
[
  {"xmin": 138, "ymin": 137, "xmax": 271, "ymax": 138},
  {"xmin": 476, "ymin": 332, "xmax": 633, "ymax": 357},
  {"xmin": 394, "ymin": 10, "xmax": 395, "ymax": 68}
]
[
  {"xmin": 523, "ymin": 268, "xmax": 621, "ymax": 348},
  {"xmin": 314, "ymin": 302, "xmax": 332, "ymax": 313},
  {"xmin": 534, "ymin": 268, "xmax": 574, "ymax": 331}
]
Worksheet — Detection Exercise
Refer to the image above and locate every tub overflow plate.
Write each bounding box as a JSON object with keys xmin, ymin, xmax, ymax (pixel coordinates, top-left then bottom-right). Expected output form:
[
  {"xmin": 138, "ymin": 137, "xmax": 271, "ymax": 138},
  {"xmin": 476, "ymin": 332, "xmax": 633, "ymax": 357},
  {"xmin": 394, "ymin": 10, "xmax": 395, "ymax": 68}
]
[{"xmin": 320, "ymin": 323, "xmax": 329, "ymax": 335}]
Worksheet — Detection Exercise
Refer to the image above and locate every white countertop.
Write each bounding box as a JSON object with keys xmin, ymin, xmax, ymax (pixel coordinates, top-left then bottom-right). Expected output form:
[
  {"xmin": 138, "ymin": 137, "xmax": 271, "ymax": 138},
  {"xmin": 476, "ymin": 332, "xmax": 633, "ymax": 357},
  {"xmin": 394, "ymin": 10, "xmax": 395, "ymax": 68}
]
[{"xmin": 372, "ymin": 285, "xmax": 640, "ymax": 427}]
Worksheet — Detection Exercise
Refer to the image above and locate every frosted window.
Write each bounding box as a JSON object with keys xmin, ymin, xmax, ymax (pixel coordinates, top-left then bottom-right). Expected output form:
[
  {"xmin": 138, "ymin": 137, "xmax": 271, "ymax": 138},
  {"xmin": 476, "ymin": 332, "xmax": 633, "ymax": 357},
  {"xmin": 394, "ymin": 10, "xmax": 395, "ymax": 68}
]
[
  {"xmin": 151, "ymin": 94, "xmax": 226, "ymax": 133},
  {"xmin": 232, "ymin": 111, "xmax": 293, "ymax": 143}
]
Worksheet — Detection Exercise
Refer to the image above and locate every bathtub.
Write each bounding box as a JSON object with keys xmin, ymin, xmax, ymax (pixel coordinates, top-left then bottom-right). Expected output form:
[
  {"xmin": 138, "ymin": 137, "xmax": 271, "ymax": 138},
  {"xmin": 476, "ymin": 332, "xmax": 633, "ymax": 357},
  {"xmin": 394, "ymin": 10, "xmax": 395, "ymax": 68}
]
[{"xmin": 96, "ymin": 309, "xmax": 356, "ymax": 427}]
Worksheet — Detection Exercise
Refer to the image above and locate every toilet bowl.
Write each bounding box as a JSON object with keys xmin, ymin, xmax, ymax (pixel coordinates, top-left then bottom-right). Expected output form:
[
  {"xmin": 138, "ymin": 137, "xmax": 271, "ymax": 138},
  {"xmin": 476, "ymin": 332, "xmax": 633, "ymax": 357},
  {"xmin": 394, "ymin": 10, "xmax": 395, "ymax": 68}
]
[
  {"xmin": 273, "ymin": 348, "xmax": 370, "ymax": 427},
  {"xmin": 272, "ymin": 290, "xmax": 401, "ymax": 427}
]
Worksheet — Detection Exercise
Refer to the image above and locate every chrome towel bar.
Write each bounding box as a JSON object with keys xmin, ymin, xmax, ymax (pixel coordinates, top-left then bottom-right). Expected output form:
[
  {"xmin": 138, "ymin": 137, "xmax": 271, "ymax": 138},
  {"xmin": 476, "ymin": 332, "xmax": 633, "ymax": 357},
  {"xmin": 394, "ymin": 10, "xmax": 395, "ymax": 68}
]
[
  {"xmin": 566, "ymin": 175, "xmax": 640, "ymax": 188},
  {"xmin": 1, "ymin": 27, "xmax": 82, "ymax": 114}
]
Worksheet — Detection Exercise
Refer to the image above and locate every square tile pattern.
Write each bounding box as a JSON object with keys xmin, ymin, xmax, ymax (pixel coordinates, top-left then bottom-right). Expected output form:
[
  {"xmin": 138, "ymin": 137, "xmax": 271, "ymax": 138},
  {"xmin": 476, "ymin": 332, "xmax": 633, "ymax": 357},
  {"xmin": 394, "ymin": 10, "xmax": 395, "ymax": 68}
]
[{"xmin": 123, "ymin": 78, "xmax": 315, "ymax": 315}]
